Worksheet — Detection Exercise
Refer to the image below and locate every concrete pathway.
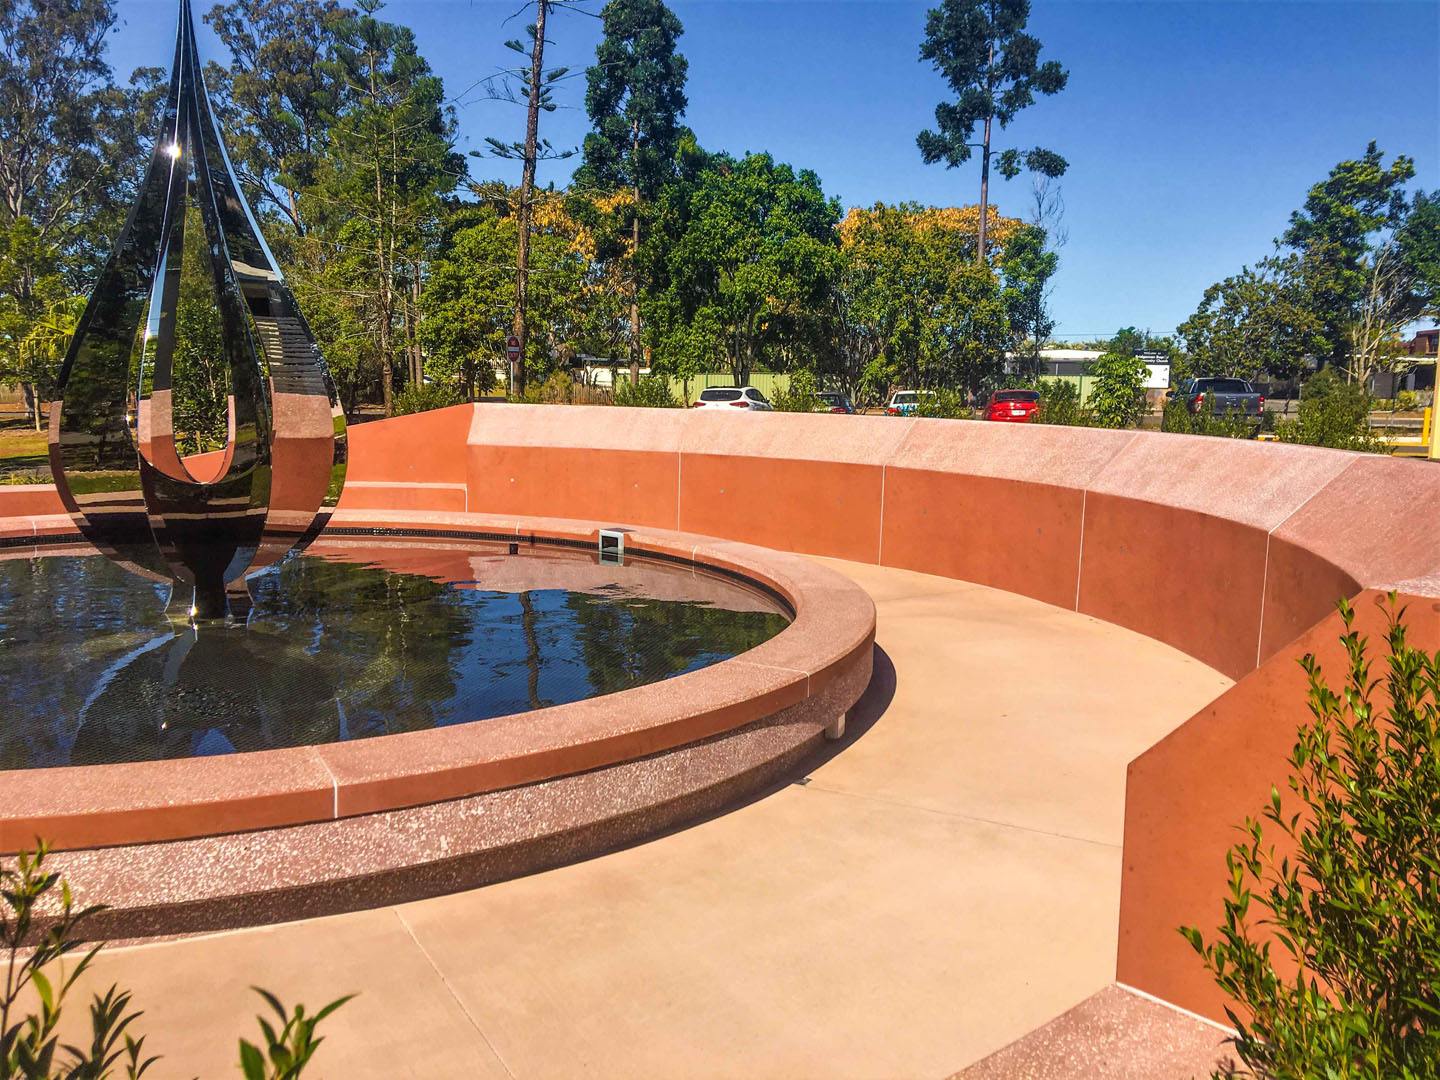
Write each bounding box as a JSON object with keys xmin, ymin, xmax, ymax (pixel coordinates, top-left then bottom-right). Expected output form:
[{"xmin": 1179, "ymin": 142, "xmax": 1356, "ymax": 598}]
[{"xmin": 79, "ymin": 560, "xmax": 1232, "ymax": 1080}]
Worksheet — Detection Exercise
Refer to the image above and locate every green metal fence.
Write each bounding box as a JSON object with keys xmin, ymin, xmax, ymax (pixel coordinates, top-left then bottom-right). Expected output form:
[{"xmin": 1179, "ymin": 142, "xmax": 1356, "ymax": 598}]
[{"xmin": 667, "ymin": 372, "xmax": 791, "ymax": 403}]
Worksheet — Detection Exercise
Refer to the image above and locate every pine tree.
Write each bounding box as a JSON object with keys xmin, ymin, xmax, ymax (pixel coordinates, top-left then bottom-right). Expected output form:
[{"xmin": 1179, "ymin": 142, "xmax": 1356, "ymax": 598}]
[
  {"xmin": 576, "ymin": 0, "xmax": 688, "ymax": 385},
  {"xmin": 482, "ymin": 3, "xmax": 576, "ymax": 395},
  {"xmin": 916, "ymin": 0, "xmax": 1068, "ymax": 262}
]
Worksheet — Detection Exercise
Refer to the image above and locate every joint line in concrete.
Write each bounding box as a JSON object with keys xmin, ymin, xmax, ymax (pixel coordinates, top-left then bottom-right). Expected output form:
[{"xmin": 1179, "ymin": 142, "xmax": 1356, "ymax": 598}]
[{"xmin": 393, "ymin": 908, "xmax": 519, "ymax": 1079}]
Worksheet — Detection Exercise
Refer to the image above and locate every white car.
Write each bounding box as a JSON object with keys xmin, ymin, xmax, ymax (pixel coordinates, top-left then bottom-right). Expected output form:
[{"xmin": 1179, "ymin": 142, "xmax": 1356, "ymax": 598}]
[
  {"xmin": 688, "ymin": 387, "xmax": 774, "ymax": 411},
  {"xmin": 886, "ymin": 389, "xmax": 937, "ymax": 416}
]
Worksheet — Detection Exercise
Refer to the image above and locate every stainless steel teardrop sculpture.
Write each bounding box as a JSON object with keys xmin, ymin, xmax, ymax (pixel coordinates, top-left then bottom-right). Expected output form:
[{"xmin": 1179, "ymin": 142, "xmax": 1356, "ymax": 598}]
[{"xmin": 49, "ymin": 0, "xmax": 346, "ymax": 620}]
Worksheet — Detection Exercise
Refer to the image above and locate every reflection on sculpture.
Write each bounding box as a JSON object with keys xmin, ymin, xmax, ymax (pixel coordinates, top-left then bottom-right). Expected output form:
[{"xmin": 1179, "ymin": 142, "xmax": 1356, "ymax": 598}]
[{"xmin": 48, "ymin": 0, "xmax": 345, "ymax": 619}]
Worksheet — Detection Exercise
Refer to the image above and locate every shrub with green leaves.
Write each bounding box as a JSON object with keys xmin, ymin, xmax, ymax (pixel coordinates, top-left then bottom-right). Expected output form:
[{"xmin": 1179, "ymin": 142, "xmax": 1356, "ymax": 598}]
[
  {"xmin": 1274, "ymin": 368, "xmax": 1385, "ymax": 452},
  {"xmin": 1087, "ymin": 352, "xmax": 1148, "ymax": 428},
  {"xmin": 513, "ymin": 371, "xmax": 580, "ymax": 405},
  {"xmin": 1031, "ymin": 378, "xmax": 1086, "ymax": 426},
  {"xmin": 1161, "ymin": 395, "xmax": 1263, "ymax": 439},
  {"xmin": 392, "ymin": 382, "xmax": 463, "ymax": 417},
  {"xmin": 239, "ymin": 991, "xmax": 353, "ymax": 1080},
  {"xmin": 914, "ymin": 389, "xmax": 971, "ymax": 419},
  {"xmin": 771, "ymin": 370, "xmax": 820, "ymax": 413},
  {"xmin": 613, "ymin": 375, "xmax": 679, "ymax": 409},
  {"xmin": 1182, "ymin": 595, "xmax": 1440, "ymax": 1079},
  {"xmin": 2, "ymin": 844, "xmax": 350, "ymax": 1080}
]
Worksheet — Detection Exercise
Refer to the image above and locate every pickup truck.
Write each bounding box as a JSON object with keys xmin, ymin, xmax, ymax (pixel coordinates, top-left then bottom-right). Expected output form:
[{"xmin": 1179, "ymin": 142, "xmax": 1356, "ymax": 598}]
[{"xmin": 1169, "ymin": 377, "xmax": 1265, "ymax": 420}]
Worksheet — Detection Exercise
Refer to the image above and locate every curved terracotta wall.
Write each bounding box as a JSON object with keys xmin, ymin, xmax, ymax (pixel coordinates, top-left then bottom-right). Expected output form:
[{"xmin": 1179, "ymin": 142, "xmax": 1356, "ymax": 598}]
[{"xmin": 5, "ymin": 402, "xmax": 1439, "ymax": 1022}]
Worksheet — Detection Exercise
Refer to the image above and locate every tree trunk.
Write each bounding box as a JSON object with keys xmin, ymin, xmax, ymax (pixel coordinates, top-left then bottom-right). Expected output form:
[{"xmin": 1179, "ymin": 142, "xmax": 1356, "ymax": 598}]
[
  {"xmin": 369, "ymin": 54, "xmax": 393, "ymax": 417},
  {"xmin": 512, "ymin": 0, "xmax": 549, "ymax": 397},
  {"xmin": 407, "ymin": 272, "xmax": 423, "ymax": 387},
  {"xmin": 520, "ymin": 590, "xmax": 544, "ymax": 709},
  {"xmin": 376, "ymin": 225, "xmax": 393, "ymax": 415},
  {"xmin": 977, "ymin": 42, "xmax": 994, "ymax": 263},
  {"xmin": 629, "ymin": 119, "xmax": 642, "ymax": 387}
]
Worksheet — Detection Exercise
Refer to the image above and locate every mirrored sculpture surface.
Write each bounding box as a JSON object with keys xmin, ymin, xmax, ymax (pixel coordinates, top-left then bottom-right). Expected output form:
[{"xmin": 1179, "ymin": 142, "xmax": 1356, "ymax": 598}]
[{"xmin": 49, "ymin": 0, "xmax": 345, "ymax": 619}]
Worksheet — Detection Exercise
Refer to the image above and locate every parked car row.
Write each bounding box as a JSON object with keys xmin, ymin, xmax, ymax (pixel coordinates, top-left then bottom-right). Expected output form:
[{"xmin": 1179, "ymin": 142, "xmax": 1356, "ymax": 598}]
[
  {"xmin": 664, "ymin": 380, "xmax": 1273, "ymax": 435},
  {"xmin": 680, "ymin": 385, "xmax": 1104, "ymax": 425},
  {"xmin": 686, "ymin": 387, "xmax": 861, "ymax": 413}
]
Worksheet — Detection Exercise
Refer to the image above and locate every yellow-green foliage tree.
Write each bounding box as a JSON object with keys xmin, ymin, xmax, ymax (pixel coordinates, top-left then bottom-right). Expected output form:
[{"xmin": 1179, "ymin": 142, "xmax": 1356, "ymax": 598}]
[{"xmin": 834, "ymin": 202, "xmax": 1019, "ymax": 399}]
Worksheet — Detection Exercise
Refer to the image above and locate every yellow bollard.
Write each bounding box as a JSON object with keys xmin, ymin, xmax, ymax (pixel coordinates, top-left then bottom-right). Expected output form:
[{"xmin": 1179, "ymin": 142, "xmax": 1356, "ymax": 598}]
[{"xmin": 1428, "ymin": 406, "xmax": 1438, "ymax": 461}]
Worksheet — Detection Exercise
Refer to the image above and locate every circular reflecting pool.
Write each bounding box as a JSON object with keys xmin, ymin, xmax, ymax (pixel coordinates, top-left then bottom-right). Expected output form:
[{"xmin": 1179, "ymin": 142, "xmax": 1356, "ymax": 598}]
[{"xmin": 0, "ymin": 539, "xmax": 790, "ymax": 769}]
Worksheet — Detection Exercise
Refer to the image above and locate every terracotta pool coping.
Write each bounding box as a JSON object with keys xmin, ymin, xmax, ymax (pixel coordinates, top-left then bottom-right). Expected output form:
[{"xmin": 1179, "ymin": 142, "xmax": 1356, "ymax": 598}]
[{"xmin": 0, "ymin": 511, "xmax": 875, "ymax": 853}]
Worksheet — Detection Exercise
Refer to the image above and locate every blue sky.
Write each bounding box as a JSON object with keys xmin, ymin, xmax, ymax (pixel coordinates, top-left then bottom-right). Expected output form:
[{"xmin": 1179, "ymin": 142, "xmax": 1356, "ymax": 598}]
[{"xmin": 109, "ymin": 0, "xmax": 1439, "ymax": 341}]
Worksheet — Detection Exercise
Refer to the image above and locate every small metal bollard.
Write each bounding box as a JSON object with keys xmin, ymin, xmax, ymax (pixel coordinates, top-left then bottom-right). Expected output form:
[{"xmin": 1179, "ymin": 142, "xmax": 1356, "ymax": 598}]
[{"xmin": 598, "ymin": 529, "xmax": 625, "ymax": 565}]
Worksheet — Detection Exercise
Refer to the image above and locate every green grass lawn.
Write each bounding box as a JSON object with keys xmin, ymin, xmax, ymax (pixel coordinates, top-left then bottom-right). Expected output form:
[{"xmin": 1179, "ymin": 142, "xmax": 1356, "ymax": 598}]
[{"xmin": 0, "ymin": 416, "xmax": 52, "ymax": 482}]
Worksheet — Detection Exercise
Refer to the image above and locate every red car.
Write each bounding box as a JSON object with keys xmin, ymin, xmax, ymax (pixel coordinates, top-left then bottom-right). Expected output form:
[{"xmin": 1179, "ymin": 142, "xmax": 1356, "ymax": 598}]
[{"xmin": 984, "ymin": 389, "xmax": 1040, "ymax": 422}]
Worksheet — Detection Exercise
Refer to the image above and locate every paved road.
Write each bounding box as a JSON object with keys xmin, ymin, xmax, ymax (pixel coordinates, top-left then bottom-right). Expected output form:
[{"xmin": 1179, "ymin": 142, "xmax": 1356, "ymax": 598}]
[{"xmin": 80, "ymin": 560, "xmax": 1232, "ymax": 1080}]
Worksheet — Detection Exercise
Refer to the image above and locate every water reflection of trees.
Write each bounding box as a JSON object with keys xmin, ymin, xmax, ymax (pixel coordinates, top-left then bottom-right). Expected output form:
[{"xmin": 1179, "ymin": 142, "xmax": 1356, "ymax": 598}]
[
  {"xmin": 0, "ymin": 554, "xmax": 470, "ymax": 767},
  {"xmin": 565, "ymin": 591, "xmax": 788, "ymax": 697},
  {"xmin": 248, "ymin": 555, "xmax": 471, "ymax": 741},
  {"xmin": 0, "ymin": 552, "xmax": 788, "ymax": 770}
]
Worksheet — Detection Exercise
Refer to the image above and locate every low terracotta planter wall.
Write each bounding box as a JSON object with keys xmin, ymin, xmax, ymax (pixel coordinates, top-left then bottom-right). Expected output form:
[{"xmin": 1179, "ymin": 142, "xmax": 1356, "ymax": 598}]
[{"xmin": 5, "ymin": 404, "xmax": 1438, "ymax": 1019}]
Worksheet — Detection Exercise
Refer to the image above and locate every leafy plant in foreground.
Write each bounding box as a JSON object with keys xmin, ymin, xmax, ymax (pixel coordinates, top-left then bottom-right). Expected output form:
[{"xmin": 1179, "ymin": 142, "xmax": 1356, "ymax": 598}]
[
  {"xmin": 2, "ymin": 844, "xmax": 350, "ymax": 1079},
  {"xmin": 1, "ymin": 844, "xmax": 148, "ymax": 1080},
  {"xmin": 1182, "ymin": 596, "xmax": 1440, "ymax": 1079},
  {"xmin": 239, "ymin": 991, "xmax": 353, "ymax": 1080}
]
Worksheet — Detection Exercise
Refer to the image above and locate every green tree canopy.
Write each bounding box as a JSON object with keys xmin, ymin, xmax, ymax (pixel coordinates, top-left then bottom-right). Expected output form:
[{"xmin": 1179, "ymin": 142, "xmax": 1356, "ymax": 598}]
[
  {"xmin": 0, "ymin": 0, "xmax": 162, "ymax": 278},
  {"xmin": 301, "ymin": 0, "xmax": 462, "ymax": 412},
  {"xmin": 419, "ymin": 193, "xmax": 589, "ymax": 394},
  {"xmin": 836, "ymin": 202, "xmax": 1014, "ymax": 397},
  {"xmin": 999, "ymin": 222, "xmax": 1056, "ymax": 376},
  {"xmin": 577, "ymin": 0, "xmax": 688, "ymax": 202},
  {"xmin": 203, "ymin": 0, "xmax": 352, "ymax": 235},
  {"xmin": 0, "ymin": 0, "xmax": 161, "ymax": 422},
  {"xmin": 575, "ymin": 0, "xmax": 688, "ymax": 380},
  {"xmin": 1178, "ymin": 254, "xmax": 1321, "ymax": 383},
  {"xmin": 1396, "ymin": 188, "xmax": 1439, "ymax": 316},
  {"xmin": 1282, "ymin": 142, "xmax": 1418, "ymax": 365},
  {"xmin": 0, "ymin": 217, "xmax": 78, "ymax": 429},
  {"xmin": 642, "ymin": 151, "xmax": 841, "ymax": 387}
]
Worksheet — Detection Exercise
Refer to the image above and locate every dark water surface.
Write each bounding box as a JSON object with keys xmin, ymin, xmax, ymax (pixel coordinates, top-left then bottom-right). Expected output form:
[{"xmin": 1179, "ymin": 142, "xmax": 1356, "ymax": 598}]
[{"xmin": 0, "ymin": 541, "xmax": 789, "ymax": 770}]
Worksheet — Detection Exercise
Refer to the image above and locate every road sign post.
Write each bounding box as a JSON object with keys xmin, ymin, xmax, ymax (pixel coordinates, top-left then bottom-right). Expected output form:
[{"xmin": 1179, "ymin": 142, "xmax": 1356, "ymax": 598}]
[{"xmin": 506, "ymin": 334, "xmax": 521, "ymax": 394}]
